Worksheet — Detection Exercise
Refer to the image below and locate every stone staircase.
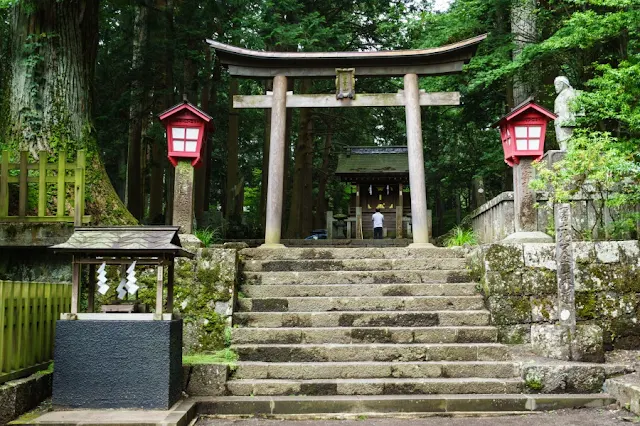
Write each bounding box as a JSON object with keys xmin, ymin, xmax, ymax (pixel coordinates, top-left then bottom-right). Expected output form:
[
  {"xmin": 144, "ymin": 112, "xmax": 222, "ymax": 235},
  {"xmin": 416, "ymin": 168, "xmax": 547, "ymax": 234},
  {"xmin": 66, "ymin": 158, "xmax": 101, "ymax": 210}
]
[{"xmin": 216, "ymin": 247, "xmax": 614, "ymax": 415}]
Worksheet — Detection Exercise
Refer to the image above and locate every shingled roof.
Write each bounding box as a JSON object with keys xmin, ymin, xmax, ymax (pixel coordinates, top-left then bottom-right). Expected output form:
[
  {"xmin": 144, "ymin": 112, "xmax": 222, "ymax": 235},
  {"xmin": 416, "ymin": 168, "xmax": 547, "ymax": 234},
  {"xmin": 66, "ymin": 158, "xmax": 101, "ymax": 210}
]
[
  {"xmin": 51, "ymin": 226, "xmax": 193, "ymax": 258},
  {"xmin": 335, "ymin": 147, "xmax": 409, "ymax": 183}
]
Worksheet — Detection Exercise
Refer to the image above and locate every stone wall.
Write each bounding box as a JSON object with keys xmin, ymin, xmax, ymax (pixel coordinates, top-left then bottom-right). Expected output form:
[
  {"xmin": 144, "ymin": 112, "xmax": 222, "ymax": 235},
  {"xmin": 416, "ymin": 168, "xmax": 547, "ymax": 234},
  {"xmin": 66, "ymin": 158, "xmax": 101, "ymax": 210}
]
[{"xmin": 469, "ymin": 241, "xmax": 640, "ymax": 349}]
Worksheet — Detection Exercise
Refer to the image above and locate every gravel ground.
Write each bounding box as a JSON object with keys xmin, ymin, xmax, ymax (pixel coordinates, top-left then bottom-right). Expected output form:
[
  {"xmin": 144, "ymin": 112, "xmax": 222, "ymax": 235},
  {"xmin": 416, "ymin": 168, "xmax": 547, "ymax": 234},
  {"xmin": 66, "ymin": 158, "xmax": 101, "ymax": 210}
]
[{"xmin": 196, "ymin": 407, "xmax": 638, "ymax": 426}]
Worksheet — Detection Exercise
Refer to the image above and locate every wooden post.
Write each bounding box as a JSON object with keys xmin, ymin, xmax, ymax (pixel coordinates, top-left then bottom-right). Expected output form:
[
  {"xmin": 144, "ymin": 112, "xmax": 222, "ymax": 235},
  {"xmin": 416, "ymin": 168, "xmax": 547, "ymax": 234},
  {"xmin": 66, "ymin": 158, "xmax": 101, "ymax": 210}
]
[
  {"xmin": 38, "ymin": 152, "xmax": 47, "ymax": 217},
  {"xmin": 88, "ymin": 264, "xmax": 96, "ymax": 313},
  {"xmin": 0, "ymin": 151, "xmax": 8, "ymax": 217},
  {"xmin": 404, "ymin": 73, "xmax": 432, "ymax": 247},
  {"xmin": 155, "ymin": 265, "xmax": 164, "ymax": 318},
  {"xmin": 74, "ymin": 166, "xmax": 83, "ymax": 226},
  {"xmin": 71, "ymin": 259, "xmax": 81, "ymax": 316},
  {"xmin": 167, "ymin": 261, "xmax": 174, "ymax": 313},
  {"xmin": 261, "ymin": 74, "xmax": 288, "ymax": 248},
  {"xmin": 396, "ymin": 183, "xmax": 404, "ymax": 239},
  {"xmin": 18, "ymin": 151, "xmax": 28, "ymax": 217},
  {"xmin": 77, "ymin": 150, "xmax": 86, "ymax": 219},
  {"xmin": 57, "ymin": 151, "xmax": 67, "ymax": 217}
]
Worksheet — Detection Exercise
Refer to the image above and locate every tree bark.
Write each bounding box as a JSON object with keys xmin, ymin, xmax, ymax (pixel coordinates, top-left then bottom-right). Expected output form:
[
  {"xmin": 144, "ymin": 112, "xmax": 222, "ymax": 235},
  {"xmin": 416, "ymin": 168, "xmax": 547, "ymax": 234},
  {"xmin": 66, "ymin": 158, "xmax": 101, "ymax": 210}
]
[
  {"xmin": 4, "ymin": 0, "xmax": 135, "ymax": 225},
  {"xmin": 260, "ymin": 79, "xmax": 272, "ymax": 230},
  {"xmin": 194, "ymin": 48, "xmax": 212, "ymax": 227},
  {"xmin": 225, "ymin": 78, "xmax": 240, "ymax": 224},
  {"xmin": 313, "ymin": 123, "xmax": 332, "ymax": 229},
  {"xmin": 126, "ymin": 0, "xmax": 150, "ymax": 220},
  {"xmin": 163, "ymin": 0, "xmax": 175, "ymax": 225}
]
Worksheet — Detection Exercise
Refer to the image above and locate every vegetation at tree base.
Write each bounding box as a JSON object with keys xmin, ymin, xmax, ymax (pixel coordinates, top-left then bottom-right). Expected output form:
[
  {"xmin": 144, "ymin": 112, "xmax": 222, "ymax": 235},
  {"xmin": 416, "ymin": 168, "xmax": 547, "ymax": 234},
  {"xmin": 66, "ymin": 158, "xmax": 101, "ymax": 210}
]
[{"xmin": 0, "ymin": 0, "xmax": 637, "ymax": 239}]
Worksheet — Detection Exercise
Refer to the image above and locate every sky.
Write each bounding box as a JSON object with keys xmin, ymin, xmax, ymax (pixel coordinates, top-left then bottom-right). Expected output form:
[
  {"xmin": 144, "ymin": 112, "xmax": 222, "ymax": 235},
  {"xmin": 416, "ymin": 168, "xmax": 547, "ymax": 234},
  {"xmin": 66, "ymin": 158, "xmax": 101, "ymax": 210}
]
[{"xmin": 433, "ymin": 0, "xmax": 453, "ymax": 12}]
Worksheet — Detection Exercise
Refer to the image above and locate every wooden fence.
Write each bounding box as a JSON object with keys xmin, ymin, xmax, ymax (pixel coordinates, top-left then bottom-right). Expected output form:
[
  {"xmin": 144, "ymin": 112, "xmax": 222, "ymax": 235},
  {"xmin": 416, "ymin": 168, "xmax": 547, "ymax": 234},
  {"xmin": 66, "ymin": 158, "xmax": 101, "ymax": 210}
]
[
  {"xmin": 0, "ymin": 150, "xmax": 89, "ymax": 225},
  {"xmin": 0, "ymin": 281, "xmax": 71, "ymax": 384}
]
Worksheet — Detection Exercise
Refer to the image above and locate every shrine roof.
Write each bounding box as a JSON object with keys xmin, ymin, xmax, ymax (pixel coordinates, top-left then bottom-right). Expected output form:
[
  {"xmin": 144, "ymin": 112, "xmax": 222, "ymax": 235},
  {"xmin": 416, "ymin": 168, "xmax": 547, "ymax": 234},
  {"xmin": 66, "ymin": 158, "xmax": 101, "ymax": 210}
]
[
  {"xmin": 51, "ymin": 226, "xmax": 193, "ymax": 258},
  {"xmin": 336, "ymin": 146, "xmax": 409, "ymax": 180},
  {"xmin": 206, "ymin": 34, "xmax": 487, "ymax": 77}
]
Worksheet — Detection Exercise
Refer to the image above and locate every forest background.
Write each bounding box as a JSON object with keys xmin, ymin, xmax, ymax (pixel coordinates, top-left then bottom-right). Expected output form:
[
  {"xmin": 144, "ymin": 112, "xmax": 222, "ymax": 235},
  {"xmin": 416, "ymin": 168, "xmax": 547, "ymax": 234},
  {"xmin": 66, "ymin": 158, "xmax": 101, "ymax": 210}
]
[{"xmin": 0, "ymin": 0, "xmax": 637, "ymax": 240}]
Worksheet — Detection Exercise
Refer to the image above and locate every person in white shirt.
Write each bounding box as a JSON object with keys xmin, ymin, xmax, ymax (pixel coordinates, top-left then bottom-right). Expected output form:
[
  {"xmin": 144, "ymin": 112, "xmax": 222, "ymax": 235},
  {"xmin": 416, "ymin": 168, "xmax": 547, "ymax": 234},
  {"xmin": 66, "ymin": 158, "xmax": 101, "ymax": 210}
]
[{"xmin": 372, "ymin": 208, "xmax": 384, "ymax": 239}]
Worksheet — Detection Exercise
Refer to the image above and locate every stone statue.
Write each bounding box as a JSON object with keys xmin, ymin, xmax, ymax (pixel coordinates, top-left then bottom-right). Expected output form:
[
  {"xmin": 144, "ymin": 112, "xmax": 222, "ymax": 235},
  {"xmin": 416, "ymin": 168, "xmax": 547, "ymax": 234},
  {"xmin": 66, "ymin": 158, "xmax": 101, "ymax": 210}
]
[{"xmin": 553, "ymin": 76, "xmax": 578, "ymax": 151}]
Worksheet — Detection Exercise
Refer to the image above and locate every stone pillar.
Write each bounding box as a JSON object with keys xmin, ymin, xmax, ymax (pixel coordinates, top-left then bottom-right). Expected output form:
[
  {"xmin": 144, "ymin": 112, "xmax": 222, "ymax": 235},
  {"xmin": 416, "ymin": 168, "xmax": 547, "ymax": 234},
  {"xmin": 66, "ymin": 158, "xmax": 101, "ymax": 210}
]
[
  {"xmin": 403, "ymin": 73, "xmax": 432, "ymax": 247},
  {"xmin": 355, "ymin": 207, "xmax": 363, "ymax": 239},
  {"xmin": 503, "ymin": 158, "xmax": 552, "ymax": 243},
  {"xmin": 396, "ymin": 183, "xmax": 404, "ymax": 239},
  {"xmin": 173, "ymin": 160, "xmax": 195, "ymax": 234},
  {"xmin": 555, "ymin": 202, "xmax": 576, "ymax": 329},
  {"xmin": 326, "ymin": 210, "xmax": 333, "ymax": 240},
  {"xmin": 261, "ymin": 74, "xmax": 288, "ymax": 248}
]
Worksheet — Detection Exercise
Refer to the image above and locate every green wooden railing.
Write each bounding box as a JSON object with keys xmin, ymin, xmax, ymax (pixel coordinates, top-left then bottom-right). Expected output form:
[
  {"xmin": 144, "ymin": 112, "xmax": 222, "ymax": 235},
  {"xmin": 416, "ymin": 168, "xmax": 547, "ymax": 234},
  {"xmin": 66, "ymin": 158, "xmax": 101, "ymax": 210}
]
[
  {"xmin": 0, "ymin": 281, "xmax": 71, "ymax": 384},
  {"xmin": 0, "ymin": 150, "xmax": 89, "ymax": 225}
]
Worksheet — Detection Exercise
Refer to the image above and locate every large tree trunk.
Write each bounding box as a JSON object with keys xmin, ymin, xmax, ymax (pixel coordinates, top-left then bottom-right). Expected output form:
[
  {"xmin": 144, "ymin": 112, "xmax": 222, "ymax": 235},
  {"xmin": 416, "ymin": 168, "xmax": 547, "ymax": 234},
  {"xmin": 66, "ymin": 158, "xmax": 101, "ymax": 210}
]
[
  {"xmin": 194, "ymin": 48, "xmax": 212, "ymax": 227},
  {"xmin": 3, "ymin": 0, "xmax": 134, "ymax": 224},
  {"xmin": 313, "ymin": 124, "xmax": 332, "ymax": 229},
  {"xmin": 225, "ymin": 78, "xmax": 240, "ymax": 225},
  {"xmin": 163, "ymin": 0, "xmax": 175, "ymax": 225},
  {"xmin": 286, "ymin": 81, "xmax": 313, "ymax": 238},
  {"xmin": 259, "ymin": 79, "xmax": 272, "ymax": 230},
  {"xmin": 126, "ymin": 0, "xmax": 150, "ymax": 220}
]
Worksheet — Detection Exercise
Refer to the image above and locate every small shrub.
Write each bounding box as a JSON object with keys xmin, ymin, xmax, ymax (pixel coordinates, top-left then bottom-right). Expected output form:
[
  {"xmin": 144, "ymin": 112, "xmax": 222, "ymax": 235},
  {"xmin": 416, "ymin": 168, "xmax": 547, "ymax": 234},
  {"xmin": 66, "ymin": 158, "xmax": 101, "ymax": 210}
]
[
  {"xmin": 194, "ymin": 227, "xmax": 222, "ymax": 247},
  {"xmin": 444, "ymin": 226, "xmax": 478, "ymax": 247}
]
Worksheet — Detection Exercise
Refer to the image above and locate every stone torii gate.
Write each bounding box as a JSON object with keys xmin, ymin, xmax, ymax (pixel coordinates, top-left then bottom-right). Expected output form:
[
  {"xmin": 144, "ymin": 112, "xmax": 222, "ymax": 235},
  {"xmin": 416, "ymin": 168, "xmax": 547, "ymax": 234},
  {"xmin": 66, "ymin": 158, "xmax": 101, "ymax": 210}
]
[{"xmin": 207, "ymin": 35, "xmax": 486, "ymax": 248}]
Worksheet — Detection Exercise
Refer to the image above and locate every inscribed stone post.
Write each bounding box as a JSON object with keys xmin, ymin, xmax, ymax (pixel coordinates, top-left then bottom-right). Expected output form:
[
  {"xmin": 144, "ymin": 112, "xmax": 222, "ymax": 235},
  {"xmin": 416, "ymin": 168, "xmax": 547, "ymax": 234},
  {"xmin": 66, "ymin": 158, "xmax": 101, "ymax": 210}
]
[
  {"xmin": 554, "ymin": 202, "xmax": 576, "ymax": 329},
  {"xmin": 173, "ymin": 161, "xmax": 195, "ymax": 234}
]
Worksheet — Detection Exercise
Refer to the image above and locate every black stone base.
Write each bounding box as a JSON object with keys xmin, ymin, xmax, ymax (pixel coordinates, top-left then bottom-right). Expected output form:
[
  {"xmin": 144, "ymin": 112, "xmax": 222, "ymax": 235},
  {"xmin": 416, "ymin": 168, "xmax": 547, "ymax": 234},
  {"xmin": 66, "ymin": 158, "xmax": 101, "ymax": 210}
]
[{"xmin": 53, "ymin": 319, "xmax": 182, "ymax": 409}]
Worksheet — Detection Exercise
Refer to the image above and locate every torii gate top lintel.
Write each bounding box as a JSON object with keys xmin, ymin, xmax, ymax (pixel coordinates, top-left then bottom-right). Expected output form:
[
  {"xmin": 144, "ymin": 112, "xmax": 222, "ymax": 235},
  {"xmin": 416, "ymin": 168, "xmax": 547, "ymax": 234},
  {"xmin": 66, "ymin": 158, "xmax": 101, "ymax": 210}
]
[{"xmin": 206, "ymin": 34, "xmax": 487, "ymax": 78}]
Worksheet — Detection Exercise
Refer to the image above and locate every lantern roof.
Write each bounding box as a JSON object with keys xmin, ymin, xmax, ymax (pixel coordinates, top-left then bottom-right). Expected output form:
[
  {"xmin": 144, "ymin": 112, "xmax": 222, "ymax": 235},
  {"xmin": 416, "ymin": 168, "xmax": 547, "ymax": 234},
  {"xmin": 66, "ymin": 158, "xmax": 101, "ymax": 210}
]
[
  {"xmin": 51, "ymin": 226, "xmax": 194, "ymax": 258},
  {"xmin": 158, "ymin": 100, "xmax": 213, "ymax": 123},
  {"xmin": 493, "ymin": 97, "xmax": 557, "ymax": 127}
]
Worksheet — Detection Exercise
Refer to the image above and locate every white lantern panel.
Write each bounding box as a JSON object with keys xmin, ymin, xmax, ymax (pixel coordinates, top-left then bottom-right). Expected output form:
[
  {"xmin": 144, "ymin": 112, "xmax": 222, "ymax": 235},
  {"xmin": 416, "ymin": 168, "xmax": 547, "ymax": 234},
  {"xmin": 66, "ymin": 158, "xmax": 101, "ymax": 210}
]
[
  {"xmin": 172, "ymin": 127, "xmax": 185, "ymax": 139},
  {"xmin": 515, "ymin": 126, "xmax": 528, "ymax": 138},
  {"xmin": 529, "ymin": 126, "xmax": 542, "ymax": 137},
  {"xmin": 173, "ymin": 140, "xmax": 185, "ymax": 152},
  {"xmin": 516, "ymin": 139, "xmax": 528, "ymax": 150},
  {"xmin": 186, "ymin": 128, "xmax": 199, "ymax": 140},
  {"xmin": 185, "ymin": 141, "xmax": 198, "ymax": 152},
  {"xmin": 529, "ymin": 139, "xmax": 540, "ymax": 150}
]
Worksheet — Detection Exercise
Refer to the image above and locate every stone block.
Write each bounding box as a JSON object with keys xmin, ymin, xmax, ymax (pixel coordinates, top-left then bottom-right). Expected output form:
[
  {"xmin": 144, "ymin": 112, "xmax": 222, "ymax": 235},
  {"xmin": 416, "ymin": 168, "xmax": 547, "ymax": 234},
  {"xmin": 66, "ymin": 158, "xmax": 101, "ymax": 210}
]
[
  {"xmin": 531, "ymin": 324, "xmax": 604, "ymax": 362},
  {"xmin": 523, "ymin": 244, "xmax": 556, "ymax": 270},
  {"xmin": 530, "ymin": 296, "xmax": 557, "ymax": 323},
  {"xmin": 522, "ymin": 268, "xmax": 557, "ymax": 295},
  {"xmin": 497, "ymin": 325, "xmax": 531, "ymax": 344},
  {"xmin": 595, "ymin": 241, "xmax": 621, "ymax": 263},
  {"xmin": 53, "ymin": 320, "xmax": 183, "ymax": 409},
  {"xmin": 185, "ymin": 364, "xmax": 228, "ymax": 396},
  {"xmin": 487, "ymin": 295, "xmax": 531, "ymax": 325},
  {"xmin": 522, "ymin": 364, "xmax": 605, "ymax": 394},
  {"xmin": 605, "ymin": 373, "xmax": 640, "ymax": 415}
]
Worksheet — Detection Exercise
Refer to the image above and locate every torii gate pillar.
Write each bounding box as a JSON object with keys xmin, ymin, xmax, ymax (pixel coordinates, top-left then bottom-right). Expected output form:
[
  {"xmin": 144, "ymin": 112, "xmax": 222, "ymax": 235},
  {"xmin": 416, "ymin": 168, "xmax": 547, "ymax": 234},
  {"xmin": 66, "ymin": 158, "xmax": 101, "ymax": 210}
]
[
  {"xmin": 262, "ymin": 74, "xmax": 288, "ymax": 248},
  {"xmin": 404, "ymin": 73, "xmax": 433, "ymax": 247}
]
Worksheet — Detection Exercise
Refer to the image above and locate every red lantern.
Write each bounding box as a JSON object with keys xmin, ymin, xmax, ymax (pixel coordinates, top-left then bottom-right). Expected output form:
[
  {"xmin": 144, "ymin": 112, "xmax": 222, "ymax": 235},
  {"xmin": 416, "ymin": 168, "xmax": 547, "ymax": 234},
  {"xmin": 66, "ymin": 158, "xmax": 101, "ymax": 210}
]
[
  {"xmin": 494, "ymin": 98, "xmax": 556, "ymax": 167},
  {"xmin": 158, "ymin": 100, "xmax": 213, "ymax": 167}
]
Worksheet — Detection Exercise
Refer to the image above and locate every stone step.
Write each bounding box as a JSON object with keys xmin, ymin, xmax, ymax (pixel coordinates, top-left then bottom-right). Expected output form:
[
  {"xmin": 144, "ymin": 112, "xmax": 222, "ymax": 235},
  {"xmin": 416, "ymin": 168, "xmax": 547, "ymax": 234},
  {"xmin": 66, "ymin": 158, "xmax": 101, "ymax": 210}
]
[
  {"xmin": 233, "ymin": 310, "xmax": 490, "ymax": 328},
  {"xmin": 242, "ymin": 258, "xmax": 467, "ymax": 272},
  {"xmin": 240, "ymin": 247, "xmax": 465, "ymax": 261},
  {"xmin": 231, "ymin": 326, "xmax": 498, "ymax": 344},
  {"xmin": 232, "ymin": 361, "xmax": 519, "ymax": 380},
  {"xmin": 242, "ymin": 270, "xmax": 471, "ymax": 285},
  {"xmin": 197, "ymin": 394, "xmax": 616, "ymax": 415},
  {"xmin": 225, "ymin": 377, "xmax": 524, "ymax": 396},
  {"xmin": 232, "ymin": 343, "xmax": 510, "ymax": 362},
  {"xmin": 237, "ymin": 296, "xmax": 485, "ymax": 312},
  {"xmin": 241, "ymin": 283, "xmax": 479, "ymax": 298}
]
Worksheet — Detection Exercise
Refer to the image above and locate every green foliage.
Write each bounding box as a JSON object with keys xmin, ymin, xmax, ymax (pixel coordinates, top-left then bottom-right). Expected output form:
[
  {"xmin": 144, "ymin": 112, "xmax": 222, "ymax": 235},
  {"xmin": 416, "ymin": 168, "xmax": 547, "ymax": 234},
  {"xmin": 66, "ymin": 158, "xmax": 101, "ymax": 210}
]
[
  {"xmin": 182, "ymin": 348, "xmax": 239, "ymax": 366},
  {"xmin": 194, "ymin": 227, "xmax": 222, "ymax": 247},
  {"xmin": 443, "ymin": 226, "xmax": 478, "ymax": 247}
]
